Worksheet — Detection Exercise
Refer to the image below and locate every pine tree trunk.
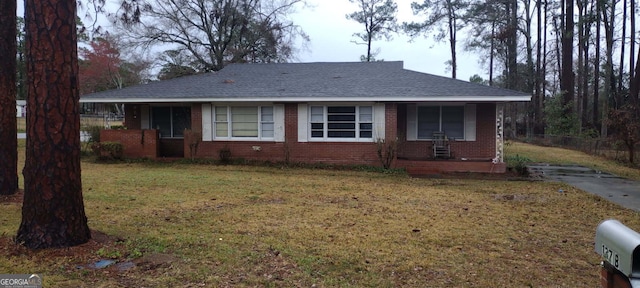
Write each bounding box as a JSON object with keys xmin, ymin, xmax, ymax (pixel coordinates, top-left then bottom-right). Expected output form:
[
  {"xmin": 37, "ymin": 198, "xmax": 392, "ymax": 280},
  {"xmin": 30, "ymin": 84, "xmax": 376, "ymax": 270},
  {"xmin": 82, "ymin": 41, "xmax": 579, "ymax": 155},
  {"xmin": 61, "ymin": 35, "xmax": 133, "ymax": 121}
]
[
  {"xmin": 561, "ymin": 0, "xmax": 575, "ymax": 116},
  {"xmin": 534, "ymin": 0, "xmax": 543, "ymax": 135},
  {"xmin": 619, "ymin": 0, "xmax": 628, "ymax": 108},
  {"xmin": 541, "ymin": 0, "xmax": 548, "ymax": 132},
  {"xmin": 630, "ymin": 0, "xmax": 637, "ymax": 104},
  {"xmin": 16, "ymin": 0, "xmax": 90, "ymax": 249},
  {"xmin": 594, "ymin": 0, "xmax": 601, "ymax": 129},
  {"xmin": 447, "ymin": 0, "xmax": 456, "ymax": 79},
  {"xmin": 0, "ymin": 0, "xmax": 19, "ymax": 196}
]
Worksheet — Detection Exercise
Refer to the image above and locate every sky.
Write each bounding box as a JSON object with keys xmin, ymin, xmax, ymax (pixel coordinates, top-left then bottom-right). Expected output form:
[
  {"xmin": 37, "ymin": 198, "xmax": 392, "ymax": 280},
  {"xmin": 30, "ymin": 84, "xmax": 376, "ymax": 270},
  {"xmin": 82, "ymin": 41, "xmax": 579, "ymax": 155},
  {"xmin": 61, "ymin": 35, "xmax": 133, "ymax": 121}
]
[
  {"xmin": 290, "ymin": 0, "xmax": 485, "ymax": 81},
  {"xmin": 17, "ymin": 0, "xmax": 486, "ymax": 81}
]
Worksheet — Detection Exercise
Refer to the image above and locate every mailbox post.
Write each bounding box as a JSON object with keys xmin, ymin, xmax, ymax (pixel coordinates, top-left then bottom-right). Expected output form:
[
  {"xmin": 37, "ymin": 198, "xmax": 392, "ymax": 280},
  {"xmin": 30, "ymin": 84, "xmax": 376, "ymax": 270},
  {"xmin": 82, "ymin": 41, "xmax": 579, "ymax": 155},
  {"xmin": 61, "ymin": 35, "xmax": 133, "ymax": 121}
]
[{"xmin": 595, "ymin": 220, "xmax": 640, "ymax": 287}]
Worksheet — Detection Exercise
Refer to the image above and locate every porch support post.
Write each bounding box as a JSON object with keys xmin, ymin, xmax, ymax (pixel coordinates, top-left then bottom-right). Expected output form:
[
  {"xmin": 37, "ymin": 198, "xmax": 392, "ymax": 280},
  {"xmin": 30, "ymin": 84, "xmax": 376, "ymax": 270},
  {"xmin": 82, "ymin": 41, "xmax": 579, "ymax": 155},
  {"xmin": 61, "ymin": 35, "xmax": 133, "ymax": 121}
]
[{"xmin": 496, "ymin": 103, "xmax": 505, "ymax": 162}]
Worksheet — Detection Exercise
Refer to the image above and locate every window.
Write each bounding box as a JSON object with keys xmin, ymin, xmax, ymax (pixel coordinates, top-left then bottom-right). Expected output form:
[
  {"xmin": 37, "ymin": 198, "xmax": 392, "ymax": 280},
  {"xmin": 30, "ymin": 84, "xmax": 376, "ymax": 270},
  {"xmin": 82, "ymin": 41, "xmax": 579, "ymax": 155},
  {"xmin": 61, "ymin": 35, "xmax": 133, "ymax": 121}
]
[
  {"xmin": 309, "ymin": 105, "xmax": 373, "ymax": 140},
  {"xmin": 213, "ymin": 106, "xmax": 274, "ymax": 139},
  {"xmin": 417, "ymin": 105, "xmax": 464, "ymax": 139},
  {"xmin": 151, "ymin": 106, "xmax": 191, "ymax": 138}
]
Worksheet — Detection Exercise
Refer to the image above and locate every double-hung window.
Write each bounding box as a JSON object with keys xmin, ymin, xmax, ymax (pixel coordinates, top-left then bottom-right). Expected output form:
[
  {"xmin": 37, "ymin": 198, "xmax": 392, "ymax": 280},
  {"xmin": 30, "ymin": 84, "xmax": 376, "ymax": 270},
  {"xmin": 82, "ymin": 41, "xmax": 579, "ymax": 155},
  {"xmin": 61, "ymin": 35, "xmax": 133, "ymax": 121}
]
[
  {"xmin": 213, "ymin": 106, "xmax": 274, "ymax": 140},
  {"xmin": 417, "ymin": 105, "xmax": 464, "ymax": 139},
  {"xmin": 309, "ymin": 105, "xmax": 373, "ymax": 140}
]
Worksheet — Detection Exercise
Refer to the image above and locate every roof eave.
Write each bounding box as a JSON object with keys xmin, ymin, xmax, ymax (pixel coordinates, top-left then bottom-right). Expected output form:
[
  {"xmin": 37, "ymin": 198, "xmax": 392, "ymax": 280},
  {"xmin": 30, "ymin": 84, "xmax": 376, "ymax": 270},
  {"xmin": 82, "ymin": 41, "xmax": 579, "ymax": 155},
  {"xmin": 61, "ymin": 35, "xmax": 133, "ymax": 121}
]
[{"xmin": 80, "ymin": 95, "xmax": 532, "ymax": 103}]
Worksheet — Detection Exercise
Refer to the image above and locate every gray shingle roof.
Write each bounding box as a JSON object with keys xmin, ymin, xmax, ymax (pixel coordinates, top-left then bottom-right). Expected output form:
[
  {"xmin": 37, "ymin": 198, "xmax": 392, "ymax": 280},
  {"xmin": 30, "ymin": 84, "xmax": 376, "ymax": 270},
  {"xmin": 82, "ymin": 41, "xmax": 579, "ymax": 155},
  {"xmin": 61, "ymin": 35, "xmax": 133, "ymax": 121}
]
[{"xmin": 80, "ymin": 61, "xmax": 531, "ymax": 103}]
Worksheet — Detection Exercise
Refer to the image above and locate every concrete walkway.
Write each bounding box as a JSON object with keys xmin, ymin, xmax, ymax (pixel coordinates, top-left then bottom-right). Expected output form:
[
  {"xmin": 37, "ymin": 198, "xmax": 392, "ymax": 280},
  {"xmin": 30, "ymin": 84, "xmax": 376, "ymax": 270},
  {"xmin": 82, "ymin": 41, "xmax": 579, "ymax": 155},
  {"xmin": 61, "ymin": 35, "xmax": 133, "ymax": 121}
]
[{"xmin": 528, "ymin": 164, "xmax": 640, "ymax": 212}]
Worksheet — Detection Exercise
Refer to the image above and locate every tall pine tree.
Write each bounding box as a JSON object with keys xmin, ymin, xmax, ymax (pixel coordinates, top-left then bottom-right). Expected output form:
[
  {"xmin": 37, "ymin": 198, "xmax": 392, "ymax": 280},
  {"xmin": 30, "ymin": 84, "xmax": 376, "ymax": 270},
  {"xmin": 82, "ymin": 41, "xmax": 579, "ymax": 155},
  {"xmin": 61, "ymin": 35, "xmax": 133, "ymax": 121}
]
[
  {"xmin": 16, "ymin": 0, "xmax": 91, "ymax": 249},
  {"xmin": 0, "ymin": 0, "xmax": 18, "ymax": 196}
]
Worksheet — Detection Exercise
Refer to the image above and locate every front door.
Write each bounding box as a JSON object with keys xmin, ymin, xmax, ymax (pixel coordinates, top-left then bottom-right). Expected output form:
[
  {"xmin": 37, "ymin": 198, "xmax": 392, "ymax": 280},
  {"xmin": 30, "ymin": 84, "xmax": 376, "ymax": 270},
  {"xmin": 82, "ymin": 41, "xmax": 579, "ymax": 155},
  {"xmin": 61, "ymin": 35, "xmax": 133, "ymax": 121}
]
[{"xmin": 151, "ymin": 106, "xmax": 191, "ymax": 157}]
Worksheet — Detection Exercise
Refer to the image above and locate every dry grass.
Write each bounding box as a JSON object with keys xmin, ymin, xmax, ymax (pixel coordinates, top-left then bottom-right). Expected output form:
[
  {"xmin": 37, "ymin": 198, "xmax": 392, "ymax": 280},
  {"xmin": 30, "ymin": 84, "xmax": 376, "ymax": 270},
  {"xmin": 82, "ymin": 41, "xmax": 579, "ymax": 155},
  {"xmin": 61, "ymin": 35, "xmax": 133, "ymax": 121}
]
[
  {"xmin": 1, "ymin": 143, "xmax": 639, "ymax": 286},
  {"xmin": 506, "ymin": 141, "xmax": 640, "ymax": 181},
  {"xmin": 16, "ymin": 117, "xmax": 26, "ymax": 132},
  {"xmin": 16, "ymin": 117, "xmax": 123, "ymax": 133}
]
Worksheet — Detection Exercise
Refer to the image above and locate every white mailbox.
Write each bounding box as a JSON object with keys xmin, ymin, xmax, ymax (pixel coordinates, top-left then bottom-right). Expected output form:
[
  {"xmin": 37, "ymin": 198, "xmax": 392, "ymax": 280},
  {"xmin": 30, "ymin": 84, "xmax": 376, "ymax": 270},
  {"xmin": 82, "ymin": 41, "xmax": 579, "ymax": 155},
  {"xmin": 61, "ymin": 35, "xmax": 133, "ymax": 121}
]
[{"xmin": 595, "ymin": 219, "xmax": 640, "ymax": 278}]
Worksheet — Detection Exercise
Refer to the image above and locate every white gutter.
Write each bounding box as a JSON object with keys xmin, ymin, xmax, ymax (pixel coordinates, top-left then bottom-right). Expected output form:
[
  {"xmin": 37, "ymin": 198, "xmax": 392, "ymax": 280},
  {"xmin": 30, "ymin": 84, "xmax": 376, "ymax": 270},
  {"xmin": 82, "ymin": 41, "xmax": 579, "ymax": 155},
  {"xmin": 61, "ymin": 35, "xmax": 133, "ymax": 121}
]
[{"xmin": 80, "ymin": 95, "xmax": 532, "ymax": 103}]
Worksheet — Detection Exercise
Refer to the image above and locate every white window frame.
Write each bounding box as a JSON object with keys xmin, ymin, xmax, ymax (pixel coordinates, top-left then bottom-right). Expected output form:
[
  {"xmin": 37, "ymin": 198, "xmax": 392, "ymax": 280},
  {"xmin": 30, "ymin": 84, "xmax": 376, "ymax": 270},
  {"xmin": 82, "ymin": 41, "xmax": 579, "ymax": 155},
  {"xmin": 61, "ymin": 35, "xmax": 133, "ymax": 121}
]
[
  {"xmin": 212, "ymin": 105, "xmax": 275, "ymax": 141},
  {"xmin": 307, "ymin": 104, "xmax": 374, "ymax": 142},
  {"xmin": 417, "ymin": 104, "xmax": 465, "ymax": 140},
  {"xmin": 407, "ymin": 103, "xmax": 476, "ymax": 141}
]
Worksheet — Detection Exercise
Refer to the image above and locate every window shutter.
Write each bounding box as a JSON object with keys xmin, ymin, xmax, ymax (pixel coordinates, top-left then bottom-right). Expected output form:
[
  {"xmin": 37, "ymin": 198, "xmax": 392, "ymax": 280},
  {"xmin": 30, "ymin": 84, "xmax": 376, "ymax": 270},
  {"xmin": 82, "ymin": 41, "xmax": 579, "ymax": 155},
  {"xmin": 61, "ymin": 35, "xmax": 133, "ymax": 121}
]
[
  {"xmin": 373, "ymin": 103, "xmax": 386, "ymax": 140},
  {"xmin": 297, "ymin": 104, "xmax": 308, "ymax": 142},
  {"xmin": 201, "ymin": 104, "xmax": 213, "ymax": 141},
  {"xmin": 140, "ymin": 105, "xmax": 150, "ymax": 129},
  {"xmin": 464, "ymin": 104, "xmax": 476, "ymax": 141},
  {"xmin": 406, "ymin": 104, "xmax": 417, "ymax": 141},
  {"xmin": 274, "ymin": 104, "xmax": 285, "ymax": 142}
]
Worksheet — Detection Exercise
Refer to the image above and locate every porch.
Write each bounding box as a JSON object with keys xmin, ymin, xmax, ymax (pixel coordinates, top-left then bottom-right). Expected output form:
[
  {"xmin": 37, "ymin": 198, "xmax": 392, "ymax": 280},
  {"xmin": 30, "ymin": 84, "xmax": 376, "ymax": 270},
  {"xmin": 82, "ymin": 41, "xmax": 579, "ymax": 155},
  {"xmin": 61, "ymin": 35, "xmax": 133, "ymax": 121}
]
[
  {"xmin": 100, "ymin": 129, "xmax": 185, "ymax": 158},
  {"xmin": 397, "ymin": 158, "xmax": 506, "ymax": 175}
]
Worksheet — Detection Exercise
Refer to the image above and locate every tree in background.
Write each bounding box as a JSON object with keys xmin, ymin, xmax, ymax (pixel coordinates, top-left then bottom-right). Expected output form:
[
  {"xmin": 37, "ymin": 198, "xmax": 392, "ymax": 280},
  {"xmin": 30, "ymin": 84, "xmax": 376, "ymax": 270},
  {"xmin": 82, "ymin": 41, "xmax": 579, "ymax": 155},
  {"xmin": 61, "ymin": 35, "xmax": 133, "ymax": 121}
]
[
  {"xmin": 79, "ymin": 34, "xmax": 149, "ymax": 94},
  {"xmin": 608, "ymin": 105, "xmax": 640, "ymax": 164},
  {"xmin": 544, "ymin": 94, "xmax": 580, "ymax": 136},
  {"xmin": 118, "ymin": 0, "xmax": 306, "ymax": 72},
  {"xmin": 463, "ymin": 0, "xmax": 509, "ymax": 85},
  {"xmin": 345, "ymin": 0, "xmax": 398, "ymax": 62},
  {"xmin": 560, "ymin": 0, "xmax": 575, "ymax": 121},
  {"xmin": 158, "ymin": 49, "xmax": 199, "ymax": 80},
  {"xmin": 405, "ymin": 0, "xmax": 468, "ymax": 79},
  {"xmin": 16, "ymin": 17, "xmax": 26, "ymax": 101},
  {"xmin": 0, "ymin": 0, "xmax": 18, "ymax": 196},
  {"xmin": 16, "ymin": 0, "xmax": 91, "ymax": 249},
  {"xmin": 79, "ymin": 36, "xmax": 123, "ymax": 94},
  {"xmin": 469, "ymin": 74, "xmax": 489, "ymax": 85},
  {"xmin": 79, "ymin": 33, "xmax": 150, "ymax": 116}
]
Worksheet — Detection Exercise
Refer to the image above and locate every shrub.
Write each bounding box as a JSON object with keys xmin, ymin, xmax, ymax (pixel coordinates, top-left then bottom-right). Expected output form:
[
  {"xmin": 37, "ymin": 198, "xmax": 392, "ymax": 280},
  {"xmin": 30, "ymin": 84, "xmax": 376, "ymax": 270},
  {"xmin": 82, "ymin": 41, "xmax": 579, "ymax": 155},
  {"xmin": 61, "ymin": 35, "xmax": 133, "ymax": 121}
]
[
  {"xmin": 218, "ymin": 146, "xmax": 232, "ymax": 164},
  {"xmin": 505, "ymin": 154, "xmax": 532, "ymax": 176},
  {"xmin": 92, "ymin": 141, "xmax": 124, "ymax": 160},
  {"xmin": 84, "ymin": 125, "xmax": 102, "ymax": 143},
  {"xmin": 376, "ymin": 138, "xmax": 398, "ymax": 170}
]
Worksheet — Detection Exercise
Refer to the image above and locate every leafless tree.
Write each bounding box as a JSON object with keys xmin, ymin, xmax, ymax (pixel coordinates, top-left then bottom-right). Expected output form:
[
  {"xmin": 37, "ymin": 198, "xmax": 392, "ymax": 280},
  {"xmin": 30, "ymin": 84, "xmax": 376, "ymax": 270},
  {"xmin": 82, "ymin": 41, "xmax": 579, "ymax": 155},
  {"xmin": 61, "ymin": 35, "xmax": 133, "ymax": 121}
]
[{"xmin": 117, "ymin": 0, "xmax": 307, "ymax": 72}]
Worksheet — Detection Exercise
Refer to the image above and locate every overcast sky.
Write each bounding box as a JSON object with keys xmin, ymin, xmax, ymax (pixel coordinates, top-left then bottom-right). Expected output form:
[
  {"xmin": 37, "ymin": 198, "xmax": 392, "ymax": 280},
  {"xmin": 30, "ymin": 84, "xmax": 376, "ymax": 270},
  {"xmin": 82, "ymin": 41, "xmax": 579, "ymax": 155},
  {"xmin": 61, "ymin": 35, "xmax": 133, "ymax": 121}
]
[
  {"xmin": 17, "ymin": 0, "xmax": 486, "ymax": 81},
  {"xmin": 291, "ymin": 0, "xmax": 484, "ymax": 81}
]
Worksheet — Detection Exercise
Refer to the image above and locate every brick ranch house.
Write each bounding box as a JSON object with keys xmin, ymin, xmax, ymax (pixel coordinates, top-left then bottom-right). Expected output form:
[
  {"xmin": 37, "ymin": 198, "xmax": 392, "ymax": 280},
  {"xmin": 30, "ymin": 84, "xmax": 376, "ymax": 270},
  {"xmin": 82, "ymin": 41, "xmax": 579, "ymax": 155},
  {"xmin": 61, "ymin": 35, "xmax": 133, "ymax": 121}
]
[{"xmin": 80, "ymin": 61, "xmax": 530, "ymax": 174}]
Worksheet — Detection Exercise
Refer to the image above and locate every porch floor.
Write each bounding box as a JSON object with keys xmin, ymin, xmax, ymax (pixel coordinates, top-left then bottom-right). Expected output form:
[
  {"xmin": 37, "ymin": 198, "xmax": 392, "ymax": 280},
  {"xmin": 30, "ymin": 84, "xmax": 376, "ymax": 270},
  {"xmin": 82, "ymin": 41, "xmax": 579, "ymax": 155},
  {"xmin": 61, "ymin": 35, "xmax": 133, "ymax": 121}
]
[{"xmin": 397, "ymin": 158, "xmax": 506, "ymax": 176}]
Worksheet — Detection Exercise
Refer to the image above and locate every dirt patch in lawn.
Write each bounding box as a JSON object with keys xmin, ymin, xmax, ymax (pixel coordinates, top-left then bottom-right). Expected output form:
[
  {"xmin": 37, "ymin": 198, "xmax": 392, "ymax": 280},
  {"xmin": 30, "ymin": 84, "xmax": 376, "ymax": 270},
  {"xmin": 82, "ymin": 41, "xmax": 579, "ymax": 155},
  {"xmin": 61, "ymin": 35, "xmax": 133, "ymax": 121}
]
[
  {"xmin": 2, "ymin": 230, "xmax": 119, "ymax": 258},
  {"xmin": 0, "ymin": 229, "xmax": 186, "ymax": 287}
]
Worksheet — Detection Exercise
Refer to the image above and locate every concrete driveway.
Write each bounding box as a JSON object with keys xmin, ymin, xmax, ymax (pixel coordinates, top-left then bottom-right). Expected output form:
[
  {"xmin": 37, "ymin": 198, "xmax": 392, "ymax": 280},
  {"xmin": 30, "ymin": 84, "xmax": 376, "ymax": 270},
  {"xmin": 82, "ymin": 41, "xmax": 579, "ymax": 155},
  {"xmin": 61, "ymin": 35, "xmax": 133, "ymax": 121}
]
[{"xmin": 528, "ymin": 164, "xmax": 640, "ymax": 212}]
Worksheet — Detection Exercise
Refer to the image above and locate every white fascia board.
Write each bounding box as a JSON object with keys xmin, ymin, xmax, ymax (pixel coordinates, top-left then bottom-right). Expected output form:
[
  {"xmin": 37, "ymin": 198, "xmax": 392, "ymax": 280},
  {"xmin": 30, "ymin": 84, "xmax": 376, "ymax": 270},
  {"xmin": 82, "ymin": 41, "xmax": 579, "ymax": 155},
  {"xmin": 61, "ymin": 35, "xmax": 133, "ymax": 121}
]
[{"xmin": 79, "ymin": 95, "xmax": 532, "ymax": 103}]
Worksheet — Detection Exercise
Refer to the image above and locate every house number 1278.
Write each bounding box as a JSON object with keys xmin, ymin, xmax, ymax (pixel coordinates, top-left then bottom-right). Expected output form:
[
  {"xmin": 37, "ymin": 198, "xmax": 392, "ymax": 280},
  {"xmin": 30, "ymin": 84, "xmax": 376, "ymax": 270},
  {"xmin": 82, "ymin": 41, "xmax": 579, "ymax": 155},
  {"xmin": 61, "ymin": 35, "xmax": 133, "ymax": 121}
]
[{"xmin": 602, "ymin": 244, "xmax": 620, "ymax": 268}]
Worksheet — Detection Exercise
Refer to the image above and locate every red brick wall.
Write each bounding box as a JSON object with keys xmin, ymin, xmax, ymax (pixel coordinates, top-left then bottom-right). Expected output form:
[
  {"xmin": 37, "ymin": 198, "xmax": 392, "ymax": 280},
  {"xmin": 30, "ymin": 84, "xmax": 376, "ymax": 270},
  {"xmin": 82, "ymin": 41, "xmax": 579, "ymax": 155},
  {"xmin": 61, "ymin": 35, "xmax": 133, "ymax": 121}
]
[
  {"xmin": 117, "ymin": 102, "xmax": 504, "ymax": 173},
  {"xmin": 100, "ymin": 129, "xmax": 158, "ymax": 158},
  {"xmin": 398, "ymin": 159, "xmax": 506, "ymax": 174},
  {"xmin": 190, "ymin": 103, "xmax": 391, "ymax": 166},
  {"xmin": 600, "ymin": 262, "xmax": 632, "ymax": 288},
  {"xmin": 398, "ymin": 103, "xmax": 497, "ymax": 160}
]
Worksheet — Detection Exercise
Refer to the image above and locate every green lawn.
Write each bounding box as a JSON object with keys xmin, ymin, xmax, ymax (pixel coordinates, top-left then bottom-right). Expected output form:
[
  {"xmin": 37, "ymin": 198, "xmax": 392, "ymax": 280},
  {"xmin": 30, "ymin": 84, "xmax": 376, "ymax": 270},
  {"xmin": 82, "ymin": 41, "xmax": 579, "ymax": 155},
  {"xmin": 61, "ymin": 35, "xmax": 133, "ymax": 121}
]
[{"xmin": 1, "ymin": 143, "xmax": 639, "ymax": 286}]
